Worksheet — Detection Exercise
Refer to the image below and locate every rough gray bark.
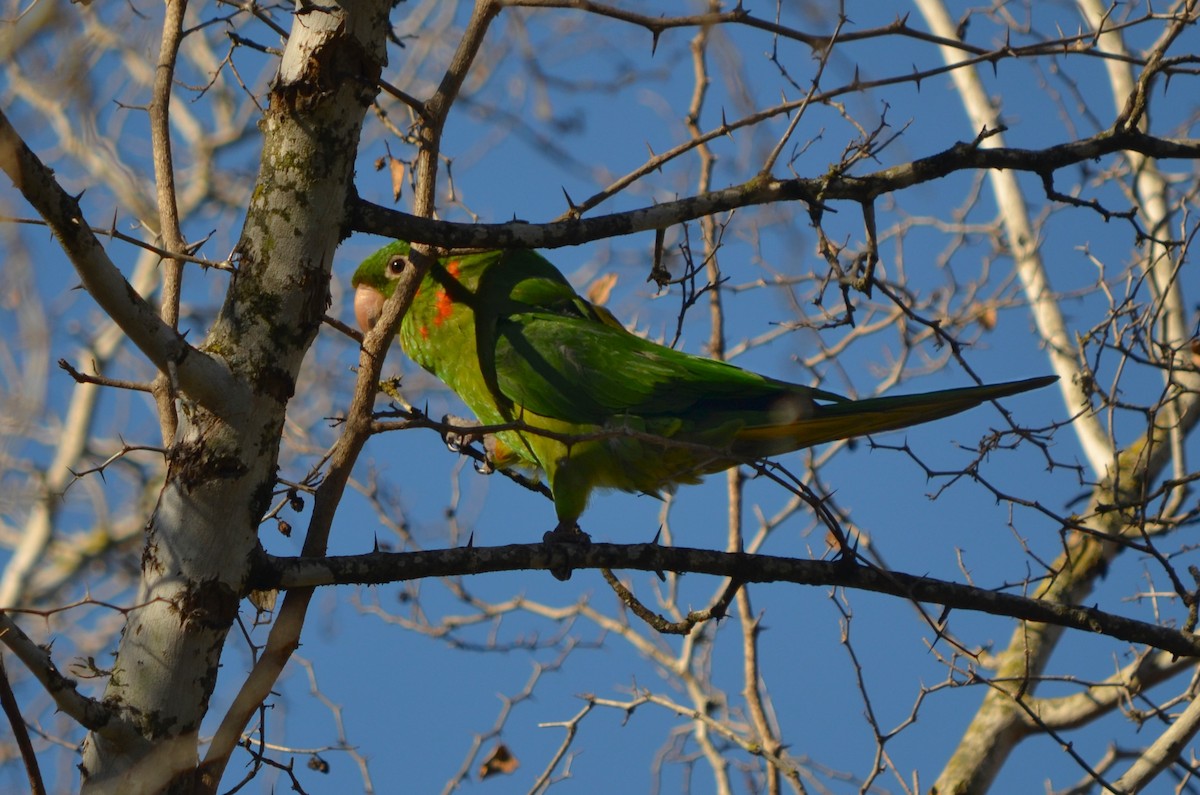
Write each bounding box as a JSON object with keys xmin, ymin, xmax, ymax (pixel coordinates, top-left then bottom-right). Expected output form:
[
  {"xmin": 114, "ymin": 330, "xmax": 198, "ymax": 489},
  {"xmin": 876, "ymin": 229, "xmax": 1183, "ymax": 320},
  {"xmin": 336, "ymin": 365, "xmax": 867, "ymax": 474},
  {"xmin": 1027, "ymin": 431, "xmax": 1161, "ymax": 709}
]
[{"xmin": 75, "ymin": 3, "xmax": 391, "ymax": 792}]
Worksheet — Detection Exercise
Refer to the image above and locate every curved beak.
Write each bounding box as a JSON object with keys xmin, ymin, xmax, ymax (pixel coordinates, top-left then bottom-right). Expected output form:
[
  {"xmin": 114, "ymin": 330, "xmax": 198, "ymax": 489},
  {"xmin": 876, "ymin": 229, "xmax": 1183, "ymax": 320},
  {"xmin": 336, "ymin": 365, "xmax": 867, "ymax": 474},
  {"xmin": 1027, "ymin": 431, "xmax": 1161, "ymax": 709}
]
[{"xmin": 354, "ymin": 284, "xmax": 385, "ymax": 333}]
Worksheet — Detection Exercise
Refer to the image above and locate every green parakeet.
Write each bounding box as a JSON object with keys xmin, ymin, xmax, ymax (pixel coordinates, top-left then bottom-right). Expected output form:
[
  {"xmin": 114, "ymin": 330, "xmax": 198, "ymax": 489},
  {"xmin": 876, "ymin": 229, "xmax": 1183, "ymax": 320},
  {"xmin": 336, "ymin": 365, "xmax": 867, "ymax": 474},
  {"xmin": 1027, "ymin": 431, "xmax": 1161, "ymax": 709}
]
[{"xmin": 352, "ymin": 241, "xmax": 1054, "ymax": 534}]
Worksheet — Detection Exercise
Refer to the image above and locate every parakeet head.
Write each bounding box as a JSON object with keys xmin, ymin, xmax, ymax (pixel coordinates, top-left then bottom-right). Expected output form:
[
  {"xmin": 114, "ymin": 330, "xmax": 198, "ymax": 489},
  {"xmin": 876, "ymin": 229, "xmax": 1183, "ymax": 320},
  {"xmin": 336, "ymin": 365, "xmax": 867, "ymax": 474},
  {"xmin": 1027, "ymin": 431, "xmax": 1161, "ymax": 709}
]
[{"xmin": 351, "ymin": 241, "xmax": 411, "ymax": 332}]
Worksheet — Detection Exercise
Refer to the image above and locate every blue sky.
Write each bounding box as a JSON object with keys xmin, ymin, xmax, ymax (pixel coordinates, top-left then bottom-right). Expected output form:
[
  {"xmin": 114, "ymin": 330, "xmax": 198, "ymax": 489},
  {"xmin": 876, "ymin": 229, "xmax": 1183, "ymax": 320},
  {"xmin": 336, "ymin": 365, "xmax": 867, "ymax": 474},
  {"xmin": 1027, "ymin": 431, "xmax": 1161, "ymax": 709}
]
[{"xmin": 2, "ymin": 1, "xmax": 1198, "ymax": 793}]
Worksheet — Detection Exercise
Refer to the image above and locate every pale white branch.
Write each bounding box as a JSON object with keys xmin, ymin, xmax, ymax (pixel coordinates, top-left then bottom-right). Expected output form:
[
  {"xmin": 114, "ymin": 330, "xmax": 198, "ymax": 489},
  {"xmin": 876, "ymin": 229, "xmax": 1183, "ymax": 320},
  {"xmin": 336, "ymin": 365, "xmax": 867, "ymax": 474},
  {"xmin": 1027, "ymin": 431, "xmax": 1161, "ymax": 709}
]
[
  {"xmin": 1111, "ymin": 683, "xmax": 1200, "ymax": 790},
  {"xmin": 914, "ymin": 0, "xmax": 1114, "ymax": 477},
  {"xmin": 0, "ymin": 250, "xmax": 161, "ymax": 609}
]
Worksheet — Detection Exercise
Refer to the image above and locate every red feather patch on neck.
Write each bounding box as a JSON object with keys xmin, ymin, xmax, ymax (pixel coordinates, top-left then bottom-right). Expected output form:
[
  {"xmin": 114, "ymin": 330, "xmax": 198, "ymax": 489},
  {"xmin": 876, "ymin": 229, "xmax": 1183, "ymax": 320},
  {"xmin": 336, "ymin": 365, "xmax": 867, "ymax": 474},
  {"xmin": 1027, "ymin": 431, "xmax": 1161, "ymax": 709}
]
[{"xmin": 433, "ymin": 261, "xmax": 460, "ymax": 327}]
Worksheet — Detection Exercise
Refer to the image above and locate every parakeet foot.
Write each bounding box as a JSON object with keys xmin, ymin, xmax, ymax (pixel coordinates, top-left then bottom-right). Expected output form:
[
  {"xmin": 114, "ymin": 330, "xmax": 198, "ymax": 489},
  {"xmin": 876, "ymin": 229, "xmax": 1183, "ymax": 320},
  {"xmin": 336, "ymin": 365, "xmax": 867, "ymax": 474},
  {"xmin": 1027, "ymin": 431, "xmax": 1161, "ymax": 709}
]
[
  {"xmin": 543, "ymin": 520, "xmax": 591, "ymax": 544},
  {"xmin": 442, "ymin": 414, "xmax": 503, "ymax": 475},
  {"xmin": 543, "ymin": 520, "xmax": 591, "ymax": 581},
  {"xmin": 441, "ymin": 413, "xmax": 481, "ymax": 453}
]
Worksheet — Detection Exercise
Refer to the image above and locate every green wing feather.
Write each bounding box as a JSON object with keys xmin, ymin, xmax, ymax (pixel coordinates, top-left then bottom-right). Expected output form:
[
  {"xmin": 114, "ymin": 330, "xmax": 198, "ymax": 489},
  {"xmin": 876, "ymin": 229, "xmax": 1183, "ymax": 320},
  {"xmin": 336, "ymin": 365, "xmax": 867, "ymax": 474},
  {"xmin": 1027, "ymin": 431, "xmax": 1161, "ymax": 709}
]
[
  {"xmin": 492, "ymin": 306, "xmax": 1054, "ymax": 455},
  {"xmin": 493, "ymin": 311, "xmax": 818, "ymax": 424}
]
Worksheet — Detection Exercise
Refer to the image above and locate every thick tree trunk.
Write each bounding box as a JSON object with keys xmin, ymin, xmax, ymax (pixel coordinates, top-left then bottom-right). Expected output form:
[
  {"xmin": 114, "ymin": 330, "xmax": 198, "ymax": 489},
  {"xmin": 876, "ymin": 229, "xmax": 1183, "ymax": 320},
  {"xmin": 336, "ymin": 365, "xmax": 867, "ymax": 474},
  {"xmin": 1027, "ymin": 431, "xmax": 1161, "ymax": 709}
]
[{"xmin": 78, "ymin": 4, "xmax": 389, "ymax": 792}]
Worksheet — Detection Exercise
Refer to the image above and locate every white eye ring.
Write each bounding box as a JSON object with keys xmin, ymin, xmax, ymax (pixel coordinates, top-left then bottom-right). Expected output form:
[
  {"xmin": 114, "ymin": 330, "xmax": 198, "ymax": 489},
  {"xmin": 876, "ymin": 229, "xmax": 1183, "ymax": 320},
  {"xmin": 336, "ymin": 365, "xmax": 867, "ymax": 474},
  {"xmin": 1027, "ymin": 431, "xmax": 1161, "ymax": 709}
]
[{"xmin": 386, "ymin": 255, "xmax": 407, "ymax": 277}]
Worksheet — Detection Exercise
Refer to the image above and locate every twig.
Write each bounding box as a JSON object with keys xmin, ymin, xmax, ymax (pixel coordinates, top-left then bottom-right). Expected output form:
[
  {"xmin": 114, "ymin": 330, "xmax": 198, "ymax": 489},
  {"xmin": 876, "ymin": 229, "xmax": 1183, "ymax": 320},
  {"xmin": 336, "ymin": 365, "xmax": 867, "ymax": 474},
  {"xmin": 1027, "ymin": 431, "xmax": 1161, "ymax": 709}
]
[
  {"xmin": 602, "ymin": 568, "xmax": 741, "ymax": 635},
  {"xmin": 0, "ymin": 651, "xmax": 46, "ymax": 795},
  {"xmin": 0, "ymin": 612, "xmax": 113, "ymax": 731},
  {"xmin": 0, "ymin": 215, "xmax": 234, "ymax": 271},
  {"xmin": 57, "ymin": 359, "xmax": 153, "ymax": 393}
]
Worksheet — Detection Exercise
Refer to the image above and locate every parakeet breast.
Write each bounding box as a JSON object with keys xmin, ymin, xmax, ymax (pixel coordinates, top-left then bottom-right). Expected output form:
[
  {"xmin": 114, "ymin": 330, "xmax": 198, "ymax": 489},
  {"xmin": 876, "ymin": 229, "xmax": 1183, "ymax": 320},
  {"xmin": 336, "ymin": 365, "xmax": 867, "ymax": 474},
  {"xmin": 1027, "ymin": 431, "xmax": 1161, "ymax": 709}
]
[{"xmin": 399, "ymin": 260, "xmax": 502, "ymax": 424}]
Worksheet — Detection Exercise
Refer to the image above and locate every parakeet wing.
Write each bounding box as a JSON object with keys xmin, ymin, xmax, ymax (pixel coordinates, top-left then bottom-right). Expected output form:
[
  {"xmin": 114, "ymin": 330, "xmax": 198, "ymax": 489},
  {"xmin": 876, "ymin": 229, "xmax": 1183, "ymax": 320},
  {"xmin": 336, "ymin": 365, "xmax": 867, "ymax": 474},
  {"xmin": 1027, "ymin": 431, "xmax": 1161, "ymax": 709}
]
[{"xmin": 492, "ymin": 310, "xmax": 838, "ymax": 425}]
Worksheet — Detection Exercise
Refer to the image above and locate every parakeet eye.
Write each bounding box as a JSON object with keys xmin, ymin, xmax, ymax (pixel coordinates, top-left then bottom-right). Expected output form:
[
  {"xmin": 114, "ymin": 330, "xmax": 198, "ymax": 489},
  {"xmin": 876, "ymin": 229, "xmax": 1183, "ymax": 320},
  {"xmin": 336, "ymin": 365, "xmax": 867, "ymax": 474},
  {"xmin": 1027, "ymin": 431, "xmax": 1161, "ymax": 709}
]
[{"xmin": 386, "ymin": 255, "xmax": 407, "ymax": 278}]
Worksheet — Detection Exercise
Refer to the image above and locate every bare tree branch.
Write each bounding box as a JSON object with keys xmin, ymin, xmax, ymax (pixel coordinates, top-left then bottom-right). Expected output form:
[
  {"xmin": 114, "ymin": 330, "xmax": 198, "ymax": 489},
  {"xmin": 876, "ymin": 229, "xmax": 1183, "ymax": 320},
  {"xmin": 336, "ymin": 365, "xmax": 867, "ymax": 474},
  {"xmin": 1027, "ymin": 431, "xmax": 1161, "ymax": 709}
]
[
  {"xmin": 0, "ymin": 108, "xmax": 248, "ymax": 422},
  {"xmin": 350, "ymin": 128, "xmax": 1200, "ymax": 250},
  {"xmin": 254, "ymin": 544, "xmax": 1200, "ymax": 658}
]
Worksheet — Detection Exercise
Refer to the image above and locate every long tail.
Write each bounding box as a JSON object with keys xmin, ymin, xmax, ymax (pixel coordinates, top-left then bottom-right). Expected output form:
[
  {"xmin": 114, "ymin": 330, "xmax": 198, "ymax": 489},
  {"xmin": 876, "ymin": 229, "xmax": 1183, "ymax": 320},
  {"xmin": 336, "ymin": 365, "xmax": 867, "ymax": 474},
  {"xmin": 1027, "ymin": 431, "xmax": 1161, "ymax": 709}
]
[{"xmin": 737, "ymin": 375, "xmax": 1057, "ymax": 452}]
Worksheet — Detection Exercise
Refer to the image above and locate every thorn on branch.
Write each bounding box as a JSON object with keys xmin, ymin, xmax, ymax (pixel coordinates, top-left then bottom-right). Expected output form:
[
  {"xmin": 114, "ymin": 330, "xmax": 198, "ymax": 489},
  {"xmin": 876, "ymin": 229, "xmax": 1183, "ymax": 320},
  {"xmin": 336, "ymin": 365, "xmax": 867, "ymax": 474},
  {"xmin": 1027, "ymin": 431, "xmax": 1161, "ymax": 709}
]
[
  {"xmin": 63, "ymin": 439, "xmax": 167, "ymax": 493},
  {"xmin": 561, "ymin": 187, "xmax": 580, "ymax": 219},
  {"xmin": 971, "ymin": 124, "xmax": 1007, "ymax": 147}
]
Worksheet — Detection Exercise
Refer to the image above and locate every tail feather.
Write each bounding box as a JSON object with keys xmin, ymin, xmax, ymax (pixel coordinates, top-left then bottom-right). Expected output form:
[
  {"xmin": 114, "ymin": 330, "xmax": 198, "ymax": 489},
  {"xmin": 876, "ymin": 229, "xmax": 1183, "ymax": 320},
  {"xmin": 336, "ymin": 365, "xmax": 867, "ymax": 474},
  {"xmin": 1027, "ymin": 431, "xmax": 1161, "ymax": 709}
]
[{"xmin": 734, "ymin": 375, "xmax": 1057, "ymax": 453}]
